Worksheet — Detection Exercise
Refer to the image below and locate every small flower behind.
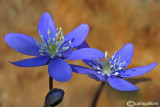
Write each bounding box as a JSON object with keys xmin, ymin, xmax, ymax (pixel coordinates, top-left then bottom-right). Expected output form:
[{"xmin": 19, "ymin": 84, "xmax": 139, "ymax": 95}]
[
  {"xmin": 71, "ymin": 41, "xmax": 158, "ymax": 91},
  {"xmin": 4, "ymin": 12, "xmax": 104, "ymax": 82}
]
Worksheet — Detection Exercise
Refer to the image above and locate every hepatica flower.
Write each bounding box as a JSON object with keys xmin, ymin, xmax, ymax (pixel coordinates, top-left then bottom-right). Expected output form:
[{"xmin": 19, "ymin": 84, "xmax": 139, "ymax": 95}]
[
  {"xmin": 71, "ymin": 42, "xmax": 157, "ymax": 91},
  {"xmin": 4, "ymin": 12, "xmax": 104, "ymax": 82}
]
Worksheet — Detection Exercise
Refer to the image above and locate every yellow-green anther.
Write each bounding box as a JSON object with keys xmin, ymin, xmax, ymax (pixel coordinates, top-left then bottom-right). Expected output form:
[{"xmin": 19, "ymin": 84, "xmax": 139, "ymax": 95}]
[
  {"xmin": 47, "ymin": 40, "xmax": 50, "ymax": 44},
  {"xmin": 40, "ymin": 53, "xmax": 44, "ymax": 56},
  {"xmin": 36, "ymin": 42, "xmax": 40, "ymax": 46},
  {"xmin": 59, "ymin": 27, "xmax": 62, "ymax": 31},
  {"xmin": 111, "ymin": 55, "xmax": 114, "ymax": 60},
  {"xmin": 65, "ymin": 47, "xmax": 69, "ymax": 50},
  {"xmin": 58, "ymin": 54, "xmax": 62, "ymax": 57},
  {"xmin": 88, "ymin": 62, "xmax": 92, "ymax": 65},
  {"xmin": 118, "ymin": 67, "xmax": 122, "ymax": 70},
  {"xmin": 50, "ymin": 56, "xmax": 54, "ymax": 58},
  {"xmin": 105, "ymin": 51, "xmax": 108, "ymax": 58},
  {"xmin": 61, "ymin": 36, "xmax": 64, "ymax": 40},
  {"xmin": 113, "ymin": 59, "xmax": 117, "ymax": 62},
  {"xmin": 119, "ymin": 55, "xmax": 121, "ymax": 61},
  {"xmin": 55, "ymin": 33, "xmax": 58, "ymax": 38},
  {"xmin": 56, "ymin": 41, "xmax": 59, "ymax": 45},
  {"xmin": 123, "ymin": 61, "xmax": 126, "ymax": 64},
  {"xmin": 119, "ymin": 63, "xmax": 123, "ymax": 66},
  {"xmin": 96, "ymin": 67, "xmax": 100, "ymax": 70},
  {"xmin": 36, "ymin": 27, "xmax": 68, "ymax": 59},
  {"xmin": 62, "ymin": 47, "xmax": 65, "ymax": 50},
  {"xmin": 40, "ymin": 34, "xmax": 43, "ymax": 38},
  {"xmin": 43, "ymin": 43, "xmax": 47, "ymax": 48},
  {"xmin": 39, "ymin": 50, "xmax": 44, "ymax": 52},
  {"xmin": 69, "ymin": 40, "xmax": 72, "ymax": 45},
  {"xmin": 114, "ymin": 72, "xmax": 119, "ymax": 75},
  {"xmin": 53, "ymin": 38, "xmax": 55, "ymax": 42},
  {"xmin": 48, "ymin": 27, "xmax": 51, "ymax": 35}
]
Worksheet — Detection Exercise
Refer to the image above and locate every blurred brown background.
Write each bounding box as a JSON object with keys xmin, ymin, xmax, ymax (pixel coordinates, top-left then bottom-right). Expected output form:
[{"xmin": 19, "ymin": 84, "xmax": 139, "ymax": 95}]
[{"xmin": 1, "ymin": 0, "xmax": 160, "ymax": 107}]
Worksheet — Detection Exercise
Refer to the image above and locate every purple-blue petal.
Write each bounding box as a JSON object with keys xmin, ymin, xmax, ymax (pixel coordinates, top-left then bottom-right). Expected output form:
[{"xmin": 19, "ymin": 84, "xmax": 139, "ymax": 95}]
[
  {"xmin": 77, "ymin": 41, "xmax": 102, "ymax": 68},
  {"xmin": 108, "ymin": 76, "xmax": 139, "ymax": 91},
  {"xmin": 5, "ymin": 33, "xmax": 40, "ymax": 56},
  {"xmin": 62, "ymin": 48, "xmax": 104, "ymax": 60},
  {"xmin": 77, "ymin": 41, "xmax": 90, "ymax": 49},
  {"xmin": 70, "ymin": 64, "xmax": 106, "ymax": 81},
  {"xmin": 118, "ymin": 63, "xmax": 158, "ymax": 78},
  {"xmin": 48, "ymin": 57, "xmax": 72, "ymax": 82},
  {"xmin": 83, "ymin": 60, "xmax": 103, "ymax": 70},
  {"xmin": 86, "ymin": 73, "xmax": 103, "ymax": 81},
  {"xmin": 110, "ymin": 43, "xmax": 134, "ymax": 69},
  {"xmin": 64, "ymin": 24, "xmax": 89, "ymax": 50},
  {"xmin": 70, "ymin": 64, "xmax": 97, "ymax": 74},
  {"xmin": 38, "ymin": 12, "xmax": 57, "ymax": 43},
  {"xmin": 10, "ymin": 56, "xmax": 50, "ymax": 67}
]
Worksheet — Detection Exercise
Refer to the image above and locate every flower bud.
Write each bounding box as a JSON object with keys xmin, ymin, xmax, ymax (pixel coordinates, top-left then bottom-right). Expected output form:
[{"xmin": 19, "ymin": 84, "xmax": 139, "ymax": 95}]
[{"xmin": 44, "ymin": 88, "xmax": 64, "ymax": 107}]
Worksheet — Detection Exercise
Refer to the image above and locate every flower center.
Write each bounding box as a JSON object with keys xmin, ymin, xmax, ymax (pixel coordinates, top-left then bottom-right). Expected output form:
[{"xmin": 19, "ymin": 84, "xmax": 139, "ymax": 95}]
[
  {"xmin": 103, "ymin": 63, "xmax": 111, "ymax": 74},
  {"xmin": 102, "ymin": 51, "xmax": 126, "ymax": 76},
  {"xmin": 34, "ymin": 27, "xmax": 72, "ymax": 58},
  {"xmin": 89, "ymin": 51, "xmax": 126, "ymax": 76}
]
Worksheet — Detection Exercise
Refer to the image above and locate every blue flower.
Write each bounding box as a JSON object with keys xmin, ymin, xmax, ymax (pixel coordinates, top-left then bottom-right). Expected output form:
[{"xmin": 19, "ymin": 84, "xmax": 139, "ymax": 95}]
[
  {"xmin": 70, "ymin": 41, "xmax": 157, "ymax": 91},
  {"xmin": 4, "ymin": 12, "xmax": 104, "ymax": 82}
]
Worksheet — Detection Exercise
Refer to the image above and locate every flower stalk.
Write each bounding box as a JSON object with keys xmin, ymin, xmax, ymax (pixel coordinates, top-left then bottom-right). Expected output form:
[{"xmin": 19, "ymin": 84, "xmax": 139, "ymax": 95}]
[
  {"xmin": 49, "ymin": 76, "xmax": 53, "ymax": 90},
  {"xmin": 91, "ymin": 82, "xmax": 105, "ymax": 107}
]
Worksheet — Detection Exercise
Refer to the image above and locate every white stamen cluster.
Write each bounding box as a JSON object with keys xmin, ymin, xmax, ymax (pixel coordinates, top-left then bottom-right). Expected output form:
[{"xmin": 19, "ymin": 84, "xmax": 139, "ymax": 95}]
[
  {"xmin": 88, "ymin": 51, "xmax": 126, "ymax": 76},
  {"xmin": 34, "ymin": 27, "xmax": 72, "ymax": 58}
]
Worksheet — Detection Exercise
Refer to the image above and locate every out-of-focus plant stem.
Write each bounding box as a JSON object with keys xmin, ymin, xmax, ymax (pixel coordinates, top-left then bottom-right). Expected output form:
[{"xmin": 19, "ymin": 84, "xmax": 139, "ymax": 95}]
[{"xmin": 91, "ymin": 82, "xmax": 105, "ymax": 107}]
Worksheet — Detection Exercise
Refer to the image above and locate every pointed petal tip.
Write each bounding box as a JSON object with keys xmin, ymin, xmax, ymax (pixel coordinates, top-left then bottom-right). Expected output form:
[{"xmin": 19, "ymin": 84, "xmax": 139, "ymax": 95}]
[
  {"xmin": 41, "ymin": 12, "xmax": 51, "ymax": 17},
  {"xmin": 77, "ymin": 23, "xmax": 89, "ymax": 34},
  {"xmin": 76, "ymin": 23, "xmax": 89, "ymax": 33},
  {"xmin": 80, "ymin": 23, "xmax": 89, "ymax": 29},
  {"xmin": 149, "ymin": 62, "xmax": 158, "ymax": 70},
  {"xmin": 152, "ymin": 63, "xmax": 158, "ymax": 67},
  {"xmin": 119, "ymin": 62, "xmax": 158, "ymax": 78},
  {"xmin": 38, "ymin": 12, "xmax": 57, "ymax": 42},
  {"xmin": 8, "ymin": 61, "xmax": 12, "ymax": 64},
  {"xmin": 120, "ymin": 87, "xmax": 139, "ymax": 92},
  {"xmin": 9, "ymin": 61, "xmax": 20, "ymax": 67},
  {"xmin": 125, "ymin": 43, "xmax": 134, "ymax": 49},
  {"xmin": 63, "ymin": 23, "xmax": 89, "ymax": 49},
  {"xmin": 4, "ymin": 33, "xmax": 16, "ymax": 42},
  {"xmin": 4, "ymin": 33, "xmax": 9, "ymax": 40},
  {"xmin": 110, "ymin": 43, "xmax": 134, "ymax": 69}
]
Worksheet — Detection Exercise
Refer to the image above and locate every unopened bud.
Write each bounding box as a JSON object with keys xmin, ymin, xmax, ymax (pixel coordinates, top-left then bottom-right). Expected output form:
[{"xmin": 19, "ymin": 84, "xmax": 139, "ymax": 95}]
[{"xmin": 44, "ymin": 88, "xmax": 64, "ymax": 107}]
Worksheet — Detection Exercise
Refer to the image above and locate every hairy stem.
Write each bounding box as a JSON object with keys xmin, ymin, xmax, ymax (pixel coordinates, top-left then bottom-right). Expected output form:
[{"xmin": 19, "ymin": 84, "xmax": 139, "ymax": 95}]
[{"xmin": 91, "ymin": 82, "xmax": 105, "ymax": 107}]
